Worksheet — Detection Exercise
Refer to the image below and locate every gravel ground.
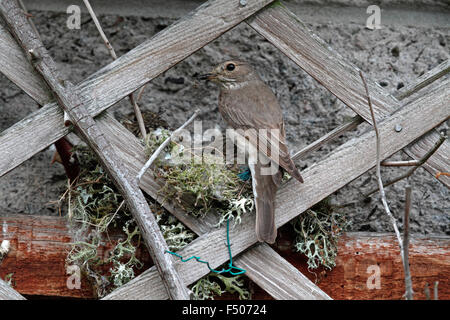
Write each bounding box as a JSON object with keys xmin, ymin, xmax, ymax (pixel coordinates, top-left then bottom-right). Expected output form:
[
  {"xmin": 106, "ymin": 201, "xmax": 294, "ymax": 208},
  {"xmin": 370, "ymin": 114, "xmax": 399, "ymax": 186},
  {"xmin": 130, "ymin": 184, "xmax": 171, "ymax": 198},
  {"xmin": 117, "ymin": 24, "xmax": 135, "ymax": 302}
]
[{"xmin": 0, "ymin": 0, "xmax": 448, "ymax": 235}]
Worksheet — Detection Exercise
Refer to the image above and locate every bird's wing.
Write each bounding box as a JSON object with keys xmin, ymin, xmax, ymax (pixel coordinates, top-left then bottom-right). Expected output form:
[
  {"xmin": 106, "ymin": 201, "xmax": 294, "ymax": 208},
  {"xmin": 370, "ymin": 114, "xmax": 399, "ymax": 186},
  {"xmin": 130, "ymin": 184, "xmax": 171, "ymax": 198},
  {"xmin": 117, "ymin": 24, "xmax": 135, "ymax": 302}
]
[{"xmin": 219, "ymin": 81, "xmax": 303, "ymax": 182}]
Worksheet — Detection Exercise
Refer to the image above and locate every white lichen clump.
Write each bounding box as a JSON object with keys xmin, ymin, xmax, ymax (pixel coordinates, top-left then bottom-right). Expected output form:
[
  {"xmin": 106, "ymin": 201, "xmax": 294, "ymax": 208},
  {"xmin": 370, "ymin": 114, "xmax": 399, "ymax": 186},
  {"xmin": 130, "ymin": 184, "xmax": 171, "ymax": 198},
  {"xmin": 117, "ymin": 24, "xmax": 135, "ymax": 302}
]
[{"xmin": 0, "ymin": 240, "xmax": 10, "ymax": 259}]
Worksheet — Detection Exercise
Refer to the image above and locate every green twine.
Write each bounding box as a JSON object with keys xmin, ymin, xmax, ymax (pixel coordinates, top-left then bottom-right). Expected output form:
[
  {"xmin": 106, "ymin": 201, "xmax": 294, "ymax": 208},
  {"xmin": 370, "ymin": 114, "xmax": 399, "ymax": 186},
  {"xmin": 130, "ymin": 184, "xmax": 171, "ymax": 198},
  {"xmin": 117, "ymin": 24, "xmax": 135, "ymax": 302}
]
[{"xmin": 165, "ymin": 219, "xmax": 246, "ymax": 276}]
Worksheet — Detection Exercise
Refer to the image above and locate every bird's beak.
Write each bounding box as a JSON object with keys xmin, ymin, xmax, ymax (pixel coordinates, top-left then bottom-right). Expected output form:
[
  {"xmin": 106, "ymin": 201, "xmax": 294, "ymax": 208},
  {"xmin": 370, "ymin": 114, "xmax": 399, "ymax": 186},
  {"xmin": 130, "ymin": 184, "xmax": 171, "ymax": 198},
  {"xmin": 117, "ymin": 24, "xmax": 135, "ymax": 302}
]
[{"xmin": 196, "ymin": 73, "xmax": 217, "ymax": 81}]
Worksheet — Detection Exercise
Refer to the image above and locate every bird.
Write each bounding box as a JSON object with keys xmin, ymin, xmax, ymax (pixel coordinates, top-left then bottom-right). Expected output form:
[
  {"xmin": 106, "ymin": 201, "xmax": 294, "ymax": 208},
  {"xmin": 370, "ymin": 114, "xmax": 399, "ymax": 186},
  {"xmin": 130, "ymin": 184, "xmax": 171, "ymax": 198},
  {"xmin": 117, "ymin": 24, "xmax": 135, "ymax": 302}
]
[{"xmin": 198, "ymin": 60, "xmax": 303, "ymax": 243}]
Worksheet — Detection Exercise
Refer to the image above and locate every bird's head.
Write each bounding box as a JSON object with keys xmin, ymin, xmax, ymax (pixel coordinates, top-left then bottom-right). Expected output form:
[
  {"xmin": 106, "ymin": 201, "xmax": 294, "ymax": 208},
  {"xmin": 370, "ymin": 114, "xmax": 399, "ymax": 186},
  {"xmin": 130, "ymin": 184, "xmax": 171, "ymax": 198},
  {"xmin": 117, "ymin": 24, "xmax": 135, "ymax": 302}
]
[{"xmin": 197, "ymin": 60, "xmax": 258, "ymax": 87}]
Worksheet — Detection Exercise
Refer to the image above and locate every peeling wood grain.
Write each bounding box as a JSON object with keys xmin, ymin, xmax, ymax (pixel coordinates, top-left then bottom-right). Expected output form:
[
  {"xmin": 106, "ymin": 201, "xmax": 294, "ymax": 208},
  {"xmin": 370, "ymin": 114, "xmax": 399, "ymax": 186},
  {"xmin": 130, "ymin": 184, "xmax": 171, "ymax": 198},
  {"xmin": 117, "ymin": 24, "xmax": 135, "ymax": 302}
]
[
  {"xmin": 2, "ymin": 215, "xmax": 447, "ymax": 299},
  {"xmin": 0, "ymin": 214, "xmax": 151, "ymax": 298},
  {"xmin": 104, "ymin": 81, "xmax": 449, "ymax": 299},
  {"xmin": 0, "ymin": 18, "xmax": 52, "ymax": 105}
]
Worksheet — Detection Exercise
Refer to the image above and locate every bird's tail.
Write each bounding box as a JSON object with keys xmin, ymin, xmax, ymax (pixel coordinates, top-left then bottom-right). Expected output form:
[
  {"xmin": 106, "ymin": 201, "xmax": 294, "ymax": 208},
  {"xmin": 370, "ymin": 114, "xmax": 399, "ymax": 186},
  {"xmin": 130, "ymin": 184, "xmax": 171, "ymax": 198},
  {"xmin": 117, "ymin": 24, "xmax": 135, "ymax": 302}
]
[{"xmin": 249, "ymin": 162, "xmax": 282, "ymax": 244}]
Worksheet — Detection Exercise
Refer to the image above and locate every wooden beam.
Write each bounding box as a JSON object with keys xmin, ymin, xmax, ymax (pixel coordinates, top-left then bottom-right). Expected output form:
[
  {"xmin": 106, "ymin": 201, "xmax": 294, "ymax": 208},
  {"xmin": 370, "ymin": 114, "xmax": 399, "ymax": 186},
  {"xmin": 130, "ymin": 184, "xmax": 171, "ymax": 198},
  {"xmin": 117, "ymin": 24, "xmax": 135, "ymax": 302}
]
[
  {"xmin": 0, "ymin": 0, "xmax": 275, "ymax": 178},
  {"xmin": 247, "ymin": 4, "xmax": 449, "ymax": 187},
  {"xmin": 269, "ymin": 232, "xmax": 450, "ymax": 300},
  {"xmin": 104, "ymin": 80, "xmax": 449, "ymax": 299},
  {"xmin": 0, "ymin": 214, "xmax": 151, "ymax": 298},
  {"xmin": 1, "ymin": 215, "xmax": 448, "ymax": 300}
]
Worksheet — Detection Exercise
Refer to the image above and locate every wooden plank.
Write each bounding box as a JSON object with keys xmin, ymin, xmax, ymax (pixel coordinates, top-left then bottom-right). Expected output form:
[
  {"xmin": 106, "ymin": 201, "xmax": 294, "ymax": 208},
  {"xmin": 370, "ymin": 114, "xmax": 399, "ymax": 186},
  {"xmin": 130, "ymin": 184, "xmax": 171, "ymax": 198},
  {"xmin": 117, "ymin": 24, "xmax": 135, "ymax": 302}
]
[
  {"xmin": 323, "ymin": 232, "xmax": 449, "ymax": 300},
  {"xmin": 0, "ymin": 0, "xmax": 275, "ymax": 177},
  {"xmin": 104, "ymin": 80, "xmax": 449, "ymax": 300},
  {"xmin": 2, "ymin": 214, "xmax": 448, "ymax": 299},
  {"xmin": 248, "ymin": 4, "xmax": 450, "ymax": 187},
  {"xmin": 0, "ymin": 19, "xmax": 52, "ymax": 104},
  {"xmin": 235, "ymin": 243, "xmax": 331, "ymax": 300},
  {"xmin": 257, "ymin": 232, "xmax": 450, "ymax": 300}
]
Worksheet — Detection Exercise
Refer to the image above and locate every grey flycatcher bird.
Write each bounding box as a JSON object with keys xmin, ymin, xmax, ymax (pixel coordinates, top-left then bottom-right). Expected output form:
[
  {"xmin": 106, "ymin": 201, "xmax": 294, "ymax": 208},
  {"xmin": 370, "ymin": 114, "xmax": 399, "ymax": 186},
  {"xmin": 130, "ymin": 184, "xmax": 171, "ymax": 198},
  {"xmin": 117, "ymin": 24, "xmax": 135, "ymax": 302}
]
[{"xmin": 199, "ymin": 60, "xmax": 303, "ymax": 243}]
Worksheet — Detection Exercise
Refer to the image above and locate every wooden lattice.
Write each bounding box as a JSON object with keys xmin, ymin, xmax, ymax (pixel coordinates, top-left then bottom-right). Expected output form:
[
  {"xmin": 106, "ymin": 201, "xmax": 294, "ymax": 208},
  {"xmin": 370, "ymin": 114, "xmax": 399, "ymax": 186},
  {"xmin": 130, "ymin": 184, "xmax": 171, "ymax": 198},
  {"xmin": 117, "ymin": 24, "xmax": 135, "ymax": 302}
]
[{"xmin": 0, "ymin": 0, "xmax": 448, "ymax": 300}]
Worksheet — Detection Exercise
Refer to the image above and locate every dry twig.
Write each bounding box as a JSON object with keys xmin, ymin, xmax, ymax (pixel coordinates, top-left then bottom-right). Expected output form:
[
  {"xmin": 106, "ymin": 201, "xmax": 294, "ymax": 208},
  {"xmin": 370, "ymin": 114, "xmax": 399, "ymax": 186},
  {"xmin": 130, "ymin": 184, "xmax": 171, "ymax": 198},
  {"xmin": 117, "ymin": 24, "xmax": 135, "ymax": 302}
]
[
  {"xmin": 137, "ymin": 109, "xmax": 200, "ymax": 182},
  {"xmin": 360, "ymin": 71, "xmax": 408, "ymax": 297},
  {"xmin": 403, "ymin": 186, "xmax": 413, "ymax": 300},
  {"xmin": 82, "ymin": 0, "xmax": 147, "ymax": 138},
  {"xmin": 380, "ymin": 160, "xmax": 420, "ymax": 167},
  {"xmin": 367, "ymin": 135, "xmax": 446, "ymax": 196}
]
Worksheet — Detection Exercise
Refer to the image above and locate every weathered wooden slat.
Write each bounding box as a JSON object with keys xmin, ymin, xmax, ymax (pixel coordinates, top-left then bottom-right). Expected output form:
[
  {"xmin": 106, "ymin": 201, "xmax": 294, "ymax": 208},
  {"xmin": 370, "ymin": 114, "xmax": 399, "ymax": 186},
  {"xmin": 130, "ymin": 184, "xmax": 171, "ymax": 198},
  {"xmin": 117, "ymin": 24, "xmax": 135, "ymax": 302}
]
[
  {"xmin": 0, "ymin": 0, "xmax": 446, "ymax": 300},
  {"xmin": 234, "ymin": 243, "xmax": 331, "ymax": 300},
  {"xmin": 2, "ymin": 214, "xmax": 447, "ymax": 299},
  {"xmin": 395, "ymin": 59, "xmax": 450, "ymax": 101},
  {"xmin": 248, "ymin": 4, "xmax": 449, "ymax": 187},
  {"xmin": 0, "ymin": 278, "xmax": 25, "ymax": 300},
  {"xmin": 292, "ymin": 115, "xmax": 363, "ymax": 161},
  {"xmin": 247, "ymin": 3, "xmax": 398, "ymax": 123},
  {"xmin": 0, "ymin": 19, "xmax": 52, "ymax": 104},
  {"xmin": 0, "ymin": 0, "xmax": 275, "ymax": 177},
  {"xmin": 104, "ymin": 80, "xmax": 449, "ymax": 299}
]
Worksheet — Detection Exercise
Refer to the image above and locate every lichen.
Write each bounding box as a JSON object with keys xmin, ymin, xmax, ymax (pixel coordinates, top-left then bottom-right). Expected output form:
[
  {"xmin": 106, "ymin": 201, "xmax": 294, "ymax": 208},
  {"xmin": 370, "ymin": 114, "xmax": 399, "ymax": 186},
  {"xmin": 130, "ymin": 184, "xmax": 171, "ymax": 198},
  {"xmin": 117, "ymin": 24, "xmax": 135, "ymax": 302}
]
[
  {"xmin": 190, "ymin": 273, "xmax": 251, "ymax": 300},
  {"xmin": 0, "ymin": 240, "xmax": 10, "ymax": 262},
  {"xmin": 60, "ymin": 146, "xmax": 196, "ymax": 297},
  {"xmin": 143, "ymin": 128, "xmax": 254, "ymax": 224},
  {"xmin": 59, "ymin": 121, "xmax": 255, "ymax": 298},
  {"xmin": 291, "ymin": 199, "xmax": 350, "ymax": 270}
]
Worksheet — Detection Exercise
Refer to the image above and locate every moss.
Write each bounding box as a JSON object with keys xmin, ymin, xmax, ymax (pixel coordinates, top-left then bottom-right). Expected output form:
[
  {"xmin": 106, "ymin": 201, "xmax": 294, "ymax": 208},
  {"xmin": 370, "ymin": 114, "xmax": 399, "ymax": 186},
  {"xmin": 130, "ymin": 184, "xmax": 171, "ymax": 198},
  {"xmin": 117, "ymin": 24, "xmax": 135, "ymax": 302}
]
[
  {"xmin": 269, "ymin": 0, "xmax": 285, "ymax": 9},
  {"xmin": 291, "ymin": 198, "xmax": 350, "ymax": 270}
]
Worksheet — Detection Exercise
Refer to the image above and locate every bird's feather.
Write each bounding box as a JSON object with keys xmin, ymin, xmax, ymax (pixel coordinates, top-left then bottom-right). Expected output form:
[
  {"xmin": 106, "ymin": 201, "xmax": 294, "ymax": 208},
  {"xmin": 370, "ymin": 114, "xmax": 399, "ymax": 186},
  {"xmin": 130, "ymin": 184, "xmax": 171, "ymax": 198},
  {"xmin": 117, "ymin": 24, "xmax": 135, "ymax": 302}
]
[{"xmin": 219, "ymin": 80, "xmax": 303, "ymax": 182}]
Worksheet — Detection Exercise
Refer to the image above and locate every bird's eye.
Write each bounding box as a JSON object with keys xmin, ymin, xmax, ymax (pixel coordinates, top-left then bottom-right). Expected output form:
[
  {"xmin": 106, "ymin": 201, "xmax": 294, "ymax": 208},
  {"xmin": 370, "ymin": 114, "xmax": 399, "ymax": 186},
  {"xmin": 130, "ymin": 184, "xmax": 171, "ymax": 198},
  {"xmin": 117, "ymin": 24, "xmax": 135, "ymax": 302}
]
[{"xmin": 226, "ymin": 63, "xmax": 235, "ymax": 71}]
